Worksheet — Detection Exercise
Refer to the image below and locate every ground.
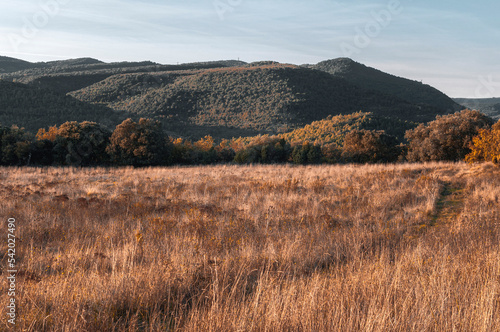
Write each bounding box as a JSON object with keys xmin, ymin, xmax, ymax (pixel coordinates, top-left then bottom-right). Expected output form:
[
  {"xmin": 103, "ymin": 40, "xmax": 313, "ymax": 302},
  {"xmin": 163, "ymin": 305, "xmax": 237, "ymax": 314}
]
[{"xmin": 0, "ymin": 162, "xmax": 499, "ymax": 331}]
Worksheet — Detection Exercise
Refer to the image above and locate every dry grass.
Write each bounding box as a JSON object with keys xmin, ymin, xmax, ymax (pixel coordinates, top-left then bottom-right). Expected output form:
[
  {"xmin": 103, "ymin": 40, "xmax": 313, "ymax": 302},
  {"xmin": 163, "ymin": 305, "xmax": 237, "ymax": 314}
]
[{"xmin": 0, "ymin": 162, "xmax": 499, "ymax": 331}]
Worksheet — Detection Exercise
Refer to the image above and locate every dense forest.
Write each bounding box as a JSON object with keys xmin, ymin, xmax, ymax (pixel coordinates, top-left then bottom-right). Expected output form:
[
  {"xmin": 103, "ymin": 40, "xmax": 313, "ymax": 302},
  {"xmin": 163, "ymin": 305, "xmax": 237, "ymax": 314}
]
[{"xmin": 0, "ymin": 110, "xmax": 498, "ymax": 167}]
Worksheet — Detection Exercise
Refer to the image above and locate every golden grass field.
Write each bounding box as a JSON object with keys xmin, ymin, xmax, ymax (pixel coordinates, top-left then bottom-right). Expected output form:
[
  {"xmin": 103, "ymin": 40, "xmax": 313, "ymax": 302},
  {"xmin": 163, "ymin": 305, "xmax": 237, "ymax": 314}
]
[{"xmin": 1, "ymin": 162, "xmax": 500, "ymax": 331}]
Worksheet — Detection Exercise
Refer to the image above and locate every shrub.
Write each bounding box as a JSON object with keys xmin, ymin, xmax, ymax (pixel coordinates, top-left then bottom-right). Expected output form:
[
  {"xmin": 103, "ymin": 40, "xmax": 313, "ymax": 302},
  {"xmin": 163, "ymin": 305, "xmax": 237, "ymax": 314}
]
[
  {"xmin": 291, "ymin": 143, "xmax": 323, "ymax": 165},
  {"xmin": 234, "ymin": 137, "xmax": 291, "ymax": 164}
]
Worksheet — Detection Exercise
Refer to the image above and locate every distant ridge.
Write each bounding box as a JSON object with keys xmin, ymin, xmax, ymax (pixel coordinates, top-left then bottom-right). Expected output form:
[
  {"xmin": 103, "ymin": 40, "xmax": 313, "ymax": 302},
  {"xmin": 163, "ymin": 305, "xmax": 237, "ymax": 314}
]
[
  {"xmin": 454, "ymin": 97, "xmax": 500, "ymax": 119},
  {"xmin": 0, "ymin": 56, "xmax": 36, "ymax": 73},
  {"xmin": 305, "ymin": 58, "xmax": 462, "ymax": 113},
  {"xmin": 43, "ymin": 57, "xmax": 104, "ymax": 67}
]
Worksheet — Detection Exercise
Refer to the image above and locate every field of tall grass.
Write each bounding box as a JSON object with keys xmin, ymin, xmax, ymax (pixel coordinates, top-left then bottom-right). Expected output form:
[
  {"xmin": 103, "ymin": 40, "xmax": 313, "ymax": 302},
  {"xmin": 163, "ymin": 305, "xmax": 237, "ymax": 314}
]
[{"xmin": 1, "ymin": 162, "xmax": 499, "ymax": 331}]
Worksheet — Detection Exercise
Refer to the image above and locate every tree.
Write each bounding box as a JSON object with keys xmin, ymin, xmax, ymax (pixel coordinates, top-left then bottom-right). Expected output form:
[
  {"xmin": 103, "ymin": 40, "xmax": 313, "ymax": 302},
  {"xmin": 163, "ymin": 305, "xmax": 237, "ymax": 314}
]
[
  {"xmin": 234, "ymin": 136, "xmax": 291, "ymax": 164},
  {"xmin": 341, "ymin": 129, "xmax": 399, "ymax": 163},
  {"xmin": 291, "ymin": 143, "xmax": 322, "ymax": 165},
  {"xmin": 465, "ymin": 121, "xmax": 500, "ymax": 164},
  {"xmin": 31, "ymin": 139, "xmax": 54, "ymax": 166},
  {"xmin": 191, "ymin": 135, "xmax": 218, "ymax": 164},
  {"xmin": 36, "ymin": 126, "xmax": 58, "ymax": 141},
  {"xmin": 405, "ymin": 110, "xmax": 494, "ymax": 162},
  {"xmin": 106, "ymin": 118, "xmax": 172, "ymax": 166},
  {"xmin": 0, "ymin": 125, "xmax": 32, "ymax": 166},
  {"xmin": 50, "ymin": 121, "xmax": 111, "ymax": 166},
  {"xmin": 215, "ymin": 139, "xmax": 236, "ymax": 163}
]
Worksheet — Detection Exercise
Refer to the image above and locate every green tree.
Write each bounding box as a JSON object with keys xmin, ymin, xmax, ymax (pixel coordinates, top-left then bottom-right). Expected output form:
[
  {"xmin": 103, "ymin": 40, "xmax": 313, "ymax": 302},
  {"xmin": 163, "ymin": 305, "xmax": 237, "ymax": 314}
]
[
  {"xmin": 52, "ymin": 121, "xmax": 111, "ymax": 166},
  {"xmin": 31, "ymin": 139, "xmax": 54, "ymax": 165},
  {"xmin": 291, "ymin": 143, "xmax": 321, "ymax": 165},
  {"xmin": 0, "ymin": 125, "xmax": 32, "ymax": 166},
  {"xmin": 106, "ymin": 118, "xmax": 172, "ymax": 166}
]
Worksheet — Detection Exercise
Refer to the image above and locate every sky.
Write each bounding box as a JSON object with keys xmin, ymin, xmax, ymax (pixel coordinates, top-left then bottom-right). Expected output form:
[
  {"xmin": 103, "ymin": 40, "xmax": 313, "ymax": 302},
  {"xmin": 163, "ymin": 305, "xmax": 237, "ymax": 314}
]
[{"xmin": 0, "ymin": 0, "xmax": 499, "ymax": 98}]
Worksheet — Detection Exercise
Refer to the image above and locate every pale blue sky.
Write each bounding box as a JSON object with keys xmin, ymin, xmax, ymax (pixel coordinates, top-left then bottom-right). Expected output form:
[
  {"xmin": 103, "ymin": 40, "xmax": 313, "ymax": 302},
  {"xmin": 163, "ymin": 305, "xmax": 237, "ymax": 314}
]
[{"xmin": 0, "ymin": 0, "xmax": 499, "ymax": 97}]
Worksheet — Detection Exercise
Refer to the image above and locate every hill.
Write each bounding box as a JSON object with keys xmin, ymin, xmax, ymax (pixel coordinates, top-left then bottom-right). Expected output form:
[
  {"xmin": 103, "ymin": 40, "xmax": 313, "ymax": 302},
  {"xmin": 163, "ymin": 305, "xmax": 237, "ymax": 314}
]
[
  {"xmin": 0, "ymin": 55, "xmax": 463, "ymax": 138},
  {"xmin": 0, "ymin": 80, "xmax": 125, "ymax": 132},
  {"xmin": 454, "ymin": 97, "xmax": 500, "ymax": 120},
  {"xmin": 0, "ymin": 58, "xmax": 247, "ymax": 94},
  {"xmin": 69, "ymin": 64, "xmax": 447, "ymax": 139},
  {"xmin": 305, "ymin": 58, "xmax": 462, "ymax": 113},
  {"xmin": 0, "ymin": 56, "xmax": 37, "ymax": 73},
  {"xmin": 43, "ymin": 57, "xmax": 104, "ymax": 67}
]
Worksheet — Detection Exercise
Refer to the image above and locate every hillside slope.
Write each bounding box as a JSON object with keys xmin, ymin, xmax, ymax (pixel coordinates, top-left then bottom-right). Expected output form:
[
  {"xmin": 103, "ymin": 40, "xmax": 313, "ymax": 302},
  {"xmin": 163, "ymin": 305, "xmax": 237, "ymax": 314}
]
[
  {"xmin": 0, "ymin": 80, "xmax": 125, "ymax": 132},
  {"xmin": 0, "ymin": 56, "xmax": 36, "ymax": 73},
  {"xmin": 69, "ymin": 64, "xmax": 445, "ymax": 139},
  {"xmin": 306, "ymin": 58, "xmax": 462, "ymax": 113},
  {"xmin": 0, "ymin": 59, "xmax": 247, "ymax": 94}
]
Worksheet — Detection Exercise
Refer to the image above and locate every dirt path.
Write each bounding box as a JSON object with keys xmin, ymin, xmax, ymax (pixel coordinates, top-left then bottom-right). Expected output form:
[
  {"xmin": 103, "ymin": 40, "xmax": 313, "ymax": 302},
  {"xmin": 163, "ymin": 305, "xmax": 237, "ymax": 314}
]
[{"xmin": 430, "ymin": 181, "xmax": 466, "ymax": 226}]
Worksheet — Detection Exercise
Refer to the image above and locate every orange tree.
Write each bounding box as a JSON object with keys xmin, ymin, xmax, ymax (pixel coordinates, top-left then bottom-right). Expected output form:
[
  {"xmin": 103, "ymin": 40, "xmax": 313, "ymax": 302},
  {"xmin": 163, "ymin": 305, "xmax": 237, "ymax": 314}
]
[{"xmin": 466, "ymin": 121, "xmax": 500, "ymax": 164}]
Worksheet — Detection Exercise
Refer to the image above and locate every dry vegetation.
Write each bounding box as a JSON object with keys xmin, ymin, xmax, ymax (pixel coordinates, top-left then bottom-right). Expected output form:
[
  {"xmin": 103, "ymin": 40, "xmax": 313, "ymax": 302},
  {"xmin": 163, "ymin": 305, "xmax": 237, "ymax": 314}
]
[{"xmin": 1, "ymin": 162, "xmax": 499, "ymax": 331}]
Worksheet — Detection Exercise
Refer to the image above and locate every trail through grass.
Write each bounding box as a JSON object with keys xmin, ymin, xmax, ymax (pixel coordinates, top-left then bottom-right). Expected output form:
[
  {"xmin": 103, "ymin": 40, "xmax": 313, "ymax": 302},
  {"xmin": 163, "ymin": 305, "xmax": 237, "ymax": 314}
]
[{"xmin": 431, "ymin": 181, "xmax": 467, "ymax": 226}]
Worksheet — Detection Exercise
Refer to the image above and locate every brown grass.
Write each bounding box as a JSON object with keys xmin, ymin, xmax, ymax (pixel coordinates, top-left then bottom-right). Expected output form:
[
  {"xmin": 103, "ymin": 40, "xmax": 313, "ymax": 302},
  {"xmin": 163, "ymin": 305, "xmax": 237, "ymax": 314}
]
[{"xmin": 1, "ymin": 162, "xmax": 499, "ymax": 331}]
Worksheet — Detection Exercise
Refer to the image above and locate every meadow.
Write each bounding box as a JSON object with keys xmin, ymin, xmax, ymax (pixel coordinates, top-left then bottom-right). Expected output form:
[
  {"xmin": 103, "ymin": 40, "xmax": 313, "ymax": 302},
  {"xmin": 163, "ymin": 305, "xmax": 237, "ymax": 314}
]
[{"xmin": 1, "ymin": 162, "xmax": 499, "ymax": 331}]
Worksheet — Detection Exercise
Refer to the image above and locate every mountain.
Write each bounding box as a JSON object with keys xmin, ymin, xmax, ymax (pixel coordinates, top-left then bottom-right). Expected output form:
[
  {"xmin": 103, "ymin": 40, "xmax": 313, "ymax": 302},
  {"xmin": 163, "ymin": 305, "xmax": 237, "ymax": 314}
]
[
  {"xmin": 453, "ymin": 98, "xmax": 500, "ymax": 120},
  {"xmin": 0, "ymin": 56, "xmax": 103, "ymax": 74},
  {"xmin": 68, "ymin": 63, "xmax": 443, "ymax": 139},
  {"xmin": 0, "ymin": 80, "xmax": 125, "ymax": 132},
  {"xmin": 0, "ymin": 55, "xmax": 463, "ymax": 139},
  {"xmin": 305, "ymin": 58, "xmax": 463, "ymax": 113}
]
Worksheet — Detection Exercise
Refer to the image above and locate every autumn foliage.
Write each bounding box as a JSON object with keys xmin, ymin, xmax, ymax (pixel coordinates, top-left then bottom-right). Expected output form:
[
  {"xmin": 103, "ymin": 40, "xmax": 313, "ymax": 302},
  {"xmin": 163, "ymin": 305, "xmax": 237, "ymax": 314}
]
[
  {"xmin": 405, "ymin": 109, "xmax": 494, "ymax": 162},
  {"xmin": 1, "ymin": 110, "xmax": 498, "ymax": 166},
  {"xmin": 466, "ymin": 121, "xmax": 500, "ymax": 164}
]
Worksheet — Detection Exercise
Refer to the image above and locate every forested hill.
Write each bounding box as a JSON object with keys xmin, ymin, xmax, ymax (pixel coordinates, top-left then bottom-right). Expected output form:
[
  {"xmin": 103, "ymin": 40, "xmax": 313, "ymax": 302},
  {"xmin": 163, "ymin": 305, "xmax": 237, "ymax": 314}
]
[
  {"xmin": 0, "ymin": 55, "xmax": 465, "ymax": 139},
  {"xmin": 0, "ymin": 80, "xmax": 125, "ymax": 132},
  {"xmin": 0, "ymin": 56, "xmax": 37, "ymax": 73},
  {"xmin": 0, "ymin": 58, "xmax": 246, "ymax": 94},
  {"xmin": 306, "ymin": 58, "xmax": 462, "ymax": 113},
  {"xmin": 69, "ymin": 63, "xmax": 451, "ymax": 138}
]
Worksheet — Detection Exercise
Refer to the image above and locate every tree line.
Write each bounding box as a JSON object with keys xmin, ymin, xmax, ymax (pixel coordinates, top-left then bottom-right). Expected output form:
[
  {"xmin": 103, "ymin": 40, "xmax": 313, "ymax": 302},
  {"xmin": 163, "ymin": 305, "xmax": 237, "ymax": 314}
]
[{"xmin": 0, "ymin": 110, "xmax": 498, "ymax": 167}]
